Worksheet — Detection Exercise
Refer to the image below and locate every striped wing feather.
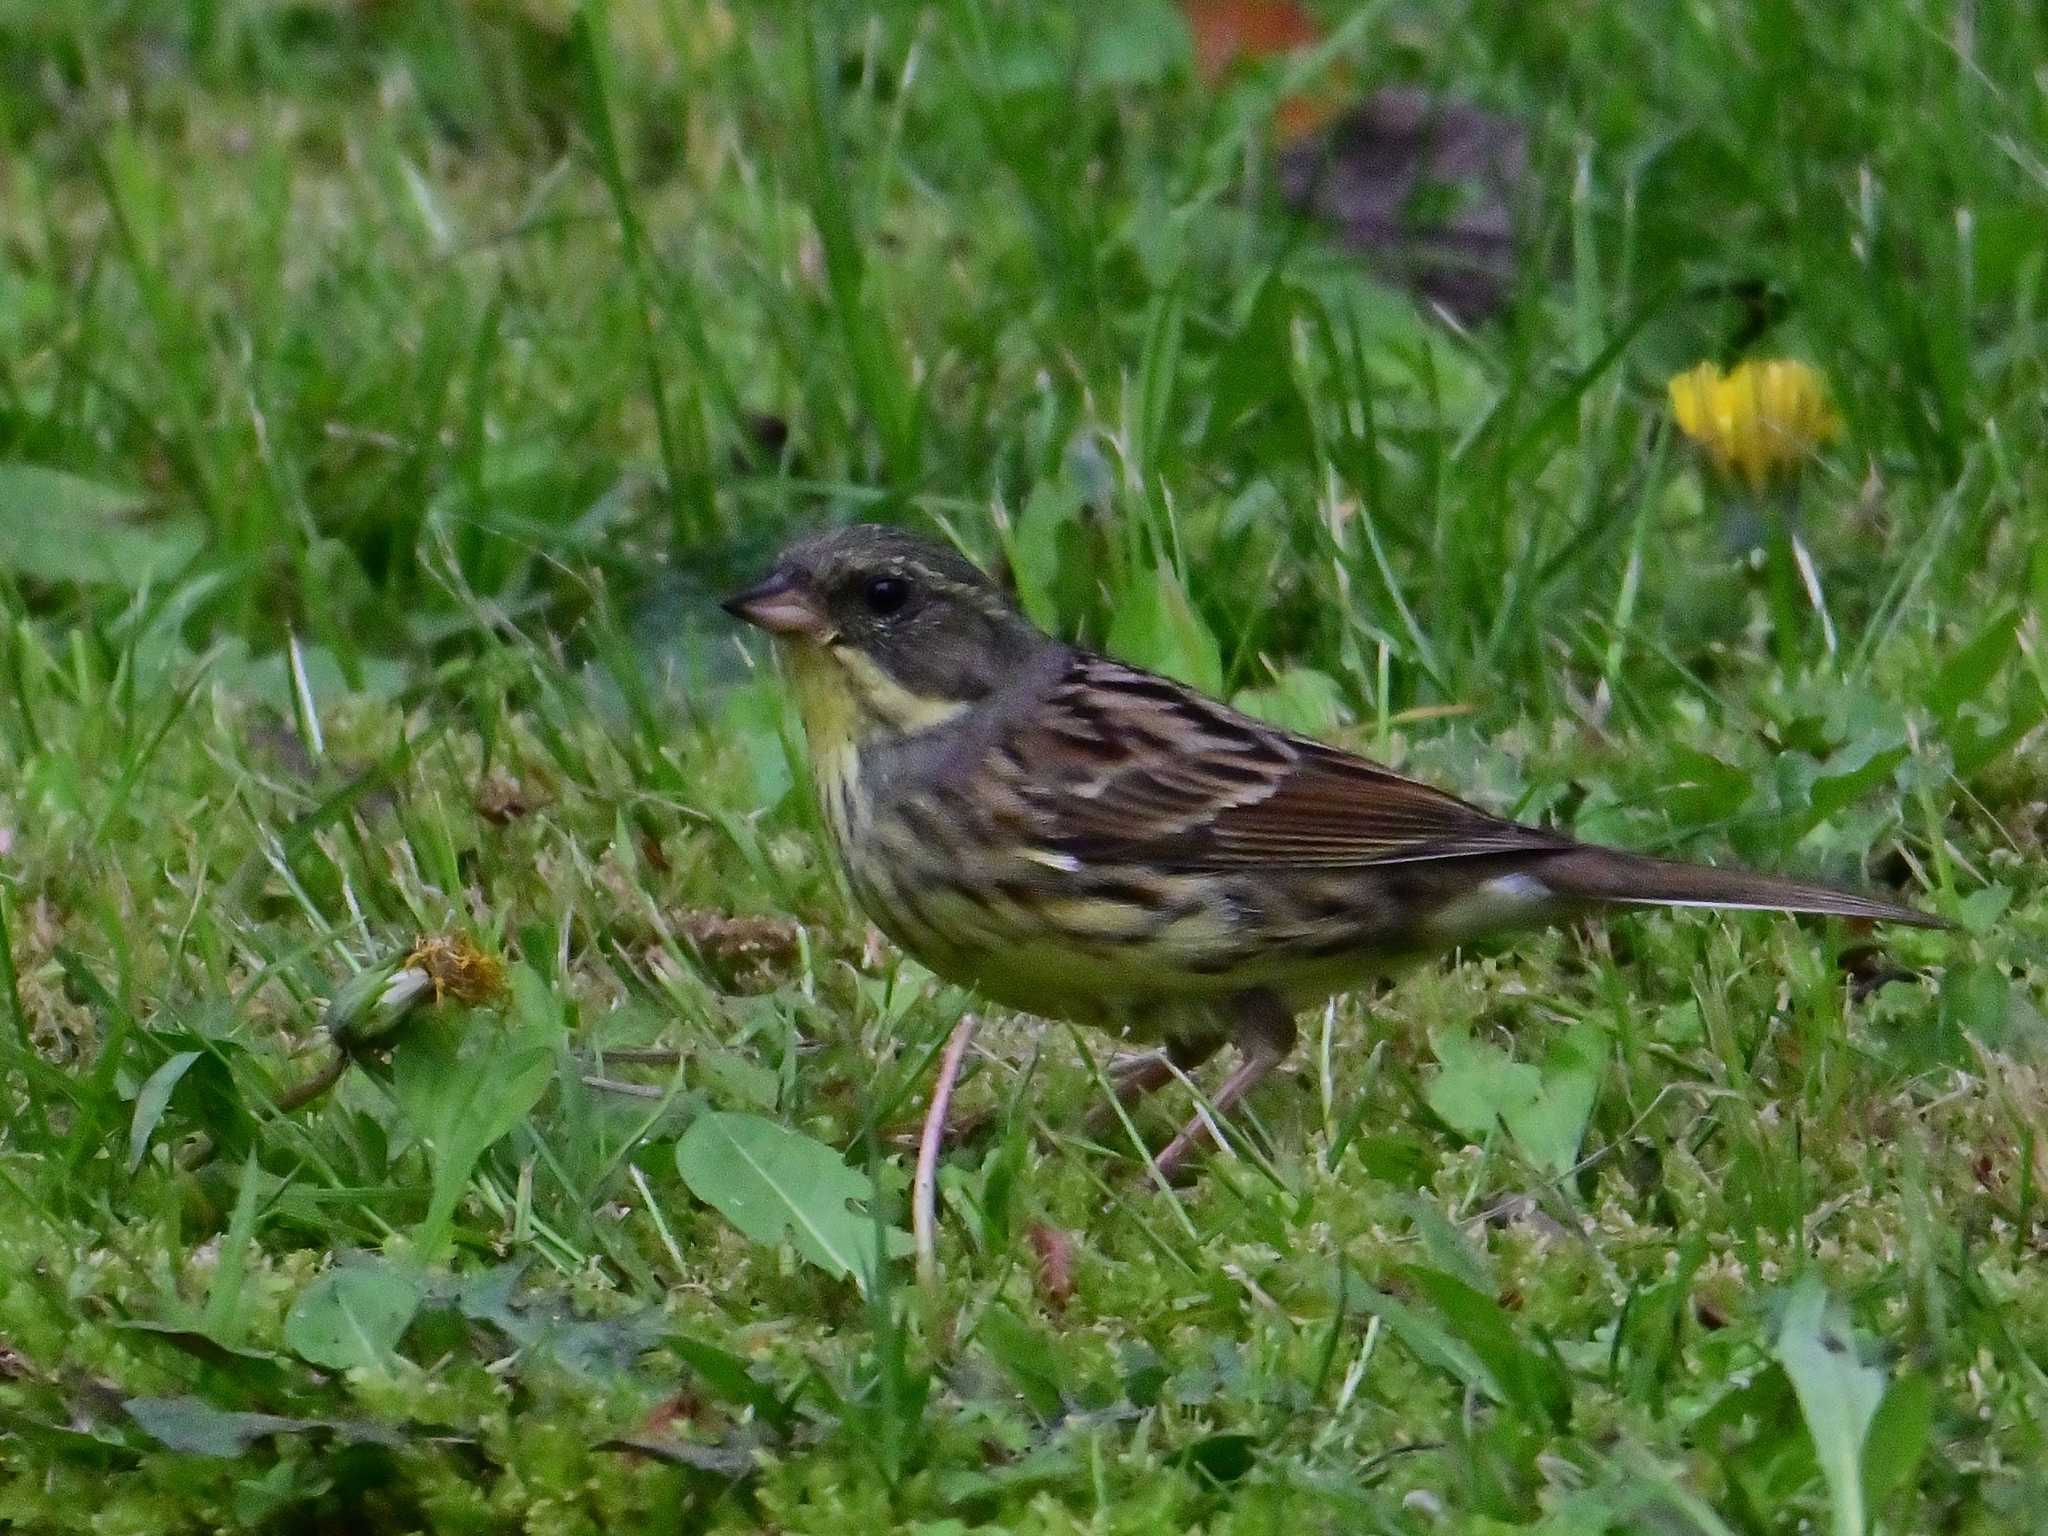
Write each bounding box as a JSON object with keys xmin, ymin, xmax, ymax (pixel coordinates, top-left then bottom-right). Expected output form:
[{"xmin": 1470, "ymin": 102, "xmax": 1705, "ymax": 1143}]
[{"xmin": 1013, "ymin": 654, "xmax": 1571, "ymax": 870}]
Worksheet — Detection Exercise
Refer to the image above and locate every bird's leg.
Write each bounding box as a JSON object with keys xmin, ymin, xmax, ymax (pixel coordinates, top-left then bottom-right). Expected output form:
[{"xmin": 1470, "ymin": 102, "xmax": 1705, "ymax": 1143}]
[
  {"xmin": 1150, "ymin": 991, "xmax": 1298, "ymax": 1182},
  {"xmin": 1082, "ymin": 1031, "xmax": 1225, "ymax": 1145}
]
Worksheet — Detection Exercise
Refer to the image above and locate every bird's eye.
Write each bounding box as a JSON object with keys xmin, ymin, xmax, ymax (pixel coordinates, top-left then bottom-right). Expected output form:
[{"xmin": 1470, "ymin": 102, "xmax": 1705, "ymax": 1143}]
[{"xmin": 861, "ymin": 575, "xmax": 911, "ymax": 617}]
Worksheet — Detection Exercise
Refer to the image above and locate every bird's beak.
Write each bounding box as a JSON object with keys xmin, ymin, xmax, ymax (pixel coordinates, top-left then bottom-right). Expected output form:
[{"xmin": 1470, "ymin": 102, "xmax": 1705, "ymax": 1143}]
[{"xmin": 720, "ymin": 570, "xmax": 832, "ymax": 640}]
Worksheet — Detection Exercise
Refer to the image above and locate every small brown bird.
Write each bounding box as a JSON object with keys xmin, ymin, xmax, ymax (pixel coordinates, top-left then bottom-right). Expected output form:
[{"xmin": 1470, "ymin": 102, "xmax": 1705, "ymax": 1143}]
[{"xmin": 724, "ymin": 526, "xmax": 1942, "ymax": 1178}]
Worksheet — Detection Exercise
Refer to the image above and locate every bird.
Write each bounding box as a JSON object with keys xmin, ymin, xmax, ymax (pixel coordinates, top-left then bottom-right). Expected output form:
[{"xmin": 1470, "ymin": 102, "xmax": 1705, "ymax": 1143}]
[{"xmin": 722, "ymin": 524, "xmax": 1944, "ymax": 1179}]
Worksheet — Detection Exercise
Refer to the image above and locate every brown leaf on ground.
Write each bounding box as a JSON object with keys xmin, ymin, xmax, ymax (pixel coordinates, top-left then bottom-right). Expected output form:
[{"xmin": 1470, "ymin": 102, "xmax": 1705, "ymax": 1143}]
[{"xmin": 1277, "ymin": 89, "xmax": 1529, "ymax": 321}]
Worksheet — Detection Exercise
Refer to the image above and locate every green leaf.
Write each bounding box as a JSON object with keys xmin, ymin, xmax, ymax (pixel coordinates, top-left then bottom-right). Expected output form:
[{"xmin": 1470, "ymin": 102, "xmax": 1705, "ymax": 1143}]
[
  {"xmin": 675, "ymin": 1112, "xmax": 907, "ymax": 1290},
  {"xmin": 127, "ymin": 1050, "xmax": 201, "ymax": 1172},
  {"xmin": 1402, "ymin": 1196, "xmax": 1493, "ymax": 1293},
  {"xmin": 975, "ymin": 1303, "xmax": 1066, "ymax": 1420},
  {"xmin": 1503, "ymin": 1022, "xmax": 1606, "ymax": 1179},
  {"xmin": 1425, "ymin": 1030, "xmax": 1540, "ymax": 1143},
  {"xmin": 124, "ymin": 1397, "xmax": 315, "ymax": 1459},
  {"xmin": 1352, "ymin": 1284, "xmax": 1498, "ymax": 1401},
  {"xmin": 442, "ymin": 1262, "xmax": 664, "ymax": 1379},
  {"xmin": 1861, "ymin": 1372, "xmax": 1933, "ymax": 1514},
  {"xmin": 1232, "ymin": 667, "xmax": 1347, "ymax": 736},
  {"xmin": 1079, "ymin": 0, "xmax": 1190, "ymax": 87},
  {"xmin": 1954, "ymin": 884, "xmax": 2012, "ymax": 937},
  {"xmin": 1427, "ymin": 1026, "xmax": 1604, "ymax": 1178},
  {"xmin": 0, "ymin": 463, "xmax": 200, "ymax": 588},
  {"xmin": 390, "ymin": 1020, "xmax": 555, "ymax": 1261},
  {"xmin": 1008, "ymin": 481, "xmax": 1081, "ymax": 631},
  {"xmin": 283, "ymin": 1263, "xmax": 423, "ymax": 1372},
  {"xmin": 1106, "ymin": 564, "xmax": 1222, "ymax": 695},
  {"xmin": 1939, "ymin": 963, "xmax": 2013, "ymax": 1051},
  {"xmin": 1168, "ymin": 1432, "xmax": 1257, "ymax": 1485},
  {"xmin": 1205, "ymin": 277, "xmax": 1310, "ymax": 455},
  {"xmin": 210, "ymin": 641, "xmax": 407, "ymax": 713},
  {"xmin": 124, "ymin": 1395, "xmax": 399, "ymax": 1458},
  {"xmin": 1775, "ymin": 1273, "xmax": 1886, "ymax": 1536},
  {"xmin": 1661, "ymin": 745, "xmax": 1754, "ymax": 826},
  {"xmin": 1804, "ymin": 741, "xmax": 1909, "ymax": 828},
  {"xmin": 1927, "ymin": 607, "xmax": 2017, "ymax": 724},
  {"xmin": 1401, "ymin": 1266, "xmax": 1571, "ymax": 1429},
  {"xmin": 669, "ymin": 1331, "xmax": 799, "ymax": 1434}
]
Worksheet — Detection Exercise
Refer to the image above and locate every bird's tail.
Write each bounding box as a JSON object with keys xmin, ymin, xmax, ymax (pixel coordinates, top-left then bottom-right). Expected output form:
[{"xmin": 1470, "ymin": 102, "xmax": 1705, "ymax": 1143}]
[{"xmin": 1537, "ymin": 846, "xmax": 1948, "ymax": 929}]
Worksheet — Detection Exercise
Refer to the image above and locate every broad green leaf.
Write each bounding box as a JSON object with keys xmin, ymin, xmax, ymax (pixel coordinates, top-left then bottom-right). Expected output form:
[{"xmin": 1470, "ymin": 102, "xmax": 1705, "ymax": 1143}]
[
  {"xmin": 1927, "ymin": 607, "xmax": 2017, "ymax": 724},
  {"xmin": 1402, "ymin": 1196, "xmax": 1493, "ymax": 1293},
  {"xmin": 975, "ymin": 1303, "xmax": 1066, "ymax": 1419},
  {"xmin": 1661, "ymin": 745, "xmax": 1754, "ymax": 826},
  {"xmin": 1106, "ymin": 564, "xmax": 1222, "ymax": 695},
  {"xmin": 1861, "ymin": 1372, "xmax": 1933, "ymax": 1514},
  {"xmin": 1168, "ymin": 1432, "xmax": 1256, "ymax": 1484},
  {"xmin": 1206, "ymin": 277, "xmax": 1309, "ymax": 452},
  {"xmin": 0, "ymin": 463, "xmax": 200, "ymax": 587},
  {"xmin": 1008, "ymin": 480, "xmax": 1080, "ymax": 631},
  {"xmin": 1939, "ymin": 963, "xmax": 2012, "ymax": 1051},
  {"xmin": 124, "ymin": 1397, "xmax": 316, "ymax": 1459},
  {"xmin": 1402, "ymin": 1265, "xmax": 1571, "ymax": 1429},
  {"xmin": 209, "ymin": 642, "xmax": 408, "ymax": 712},
  {"xmin": 1428, "ymin": 1026, "xmax": 1605, "ymax": 1178},
  {"xmin": 1955, "ymin": 884, "xmax": 2012, "ymax": 936},
  {"xmin": 392, "ymin": 1029, "xmax": 554, "ymax": 1261},
  {"xmin": 1425, "ymin": 1030, "xmax": 1539, "ymax": 1143},
  {"xmin": 124, "ymin": 1395, "xmax": 398, "ymax": 1458},
  {"xmin": 1079, "ymin": 0, "xmax": 1189, "ymax": 86},
  {"xmin": 1232, "ymin": 667, "xmax": 1347, "ymax": 735},
  {"xmin": 283, "ymin": 1264, "xmax": 423, "ymax": 1372},
  {"xmin": 442, "ymin": 1261, "xmax": 663, "ymax": 1378},
  {"xmin": 1776, "ymin": 1274, "xmax": 1885, "ymax": 1536},
  {"xmin": 127, "ymin": 1050, "xmax": 201, "ymax": 1172},
  {"xmin": 1804, "ymin": 741, "xmax": 1908, "ymax": 828},
  {"xmin": 669, "ymin": 1331, "xmax": 800, "ymax": 1433},
  {"xmin": 675, "ymin": 1112, "xmax": 907, "ymax": 1289},
  {"xmin": 1503, "ymin": 1022, "xmax": 1606, "ymax": 1178},
  {"xmin": 1352, "ymin": 1284, "xmax": 1499, "ymax": 1402}
]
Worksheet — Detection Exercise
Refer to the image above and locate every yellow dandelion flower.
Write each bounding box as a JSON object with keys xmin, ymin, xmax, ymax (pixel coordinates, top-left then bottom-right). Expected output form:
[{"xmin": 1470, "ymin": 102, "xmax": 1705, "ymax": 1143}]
[{"xmin": 1668, "ymin": 359, "xmax": 1842, "ymax": 491}]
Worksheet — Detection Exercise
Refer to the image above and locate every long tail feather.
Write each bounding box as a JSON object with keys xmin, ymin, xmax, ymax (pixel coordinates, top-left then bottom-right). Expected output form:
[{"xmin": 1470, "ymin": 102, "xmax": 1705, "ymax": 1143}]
[{"xmin": 1538, "ymin": 847, "xmax": 1948, "ymax": 929}]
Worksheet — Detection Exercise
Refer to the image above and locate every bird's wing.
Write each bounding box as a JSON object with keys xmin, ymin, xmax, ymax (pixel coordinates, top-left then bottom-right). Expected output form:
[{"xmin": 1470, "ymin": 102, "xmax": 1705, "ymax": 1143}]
[{"xmin": 1007, "ymin": 654, "xmax": 1571, "ymax": 870}]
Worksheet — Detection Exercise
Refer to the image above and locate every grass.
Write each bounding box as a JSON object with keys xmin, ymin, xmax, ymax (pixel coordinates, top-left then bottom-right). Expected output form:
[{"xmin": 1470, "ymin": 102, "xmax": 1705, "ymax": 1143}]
[{"xmin": 0, "ymin": 0, "xmax": 2045, "ymax": 1530}]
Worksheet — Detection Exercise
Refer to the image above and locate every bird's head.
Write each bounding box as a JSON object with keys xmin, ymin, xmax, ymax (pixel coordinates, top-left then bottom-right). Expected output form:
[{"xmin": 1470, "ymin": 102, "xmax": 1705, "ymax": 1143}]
[{"xmin": 722, "ymin": 525, "xmax": 1047, "ymax": 738}]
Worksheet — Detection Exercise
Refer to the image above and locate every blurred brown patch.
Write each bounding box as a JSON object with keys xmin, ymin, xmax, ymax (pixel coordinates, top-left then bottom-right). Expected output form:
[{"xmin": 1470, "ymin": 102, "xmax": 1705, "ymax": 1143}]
[
  {"xmin": 476, "ymin": 773, "xmax": 535, "ymax": 825},
  {"xmin": 680, "ymin": 911, "xmax": 801, "ymax": 988},
  {"xmin": 1182, "ymin": 0, "xmax": 1342, "ymax": 140},
  {"xmin": 1838, "ymin": 942, "xmax": 1915, "ymax": 1002},
  {"xmin": 1277, "ymin": 89, "xmax": 1527, "ymax": 321},
  {"xmin": 1184, "ymin": 0, "xmax": 1319, "ymax": 81},
  {"xmin": 1178, "ymin": 3, "xmax": 1528, "ymax": 320}
]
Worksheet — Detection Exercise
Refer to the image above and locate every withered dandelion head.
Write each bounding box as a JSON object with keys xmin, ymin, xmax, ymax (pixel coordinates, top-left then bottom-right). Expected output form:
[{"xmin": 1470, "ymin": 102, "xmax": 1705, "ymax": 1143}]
[
  {"xmin": 1668, "ymin": 358, "xmax": 1842, "ymax": 491},
  {"xmin": 326, "ymin": 935, "xmax": 508, "ymax": 1049},
  {"xmin": 404, "ymin": 934, "xmax": 507, "ymax": 1008}
]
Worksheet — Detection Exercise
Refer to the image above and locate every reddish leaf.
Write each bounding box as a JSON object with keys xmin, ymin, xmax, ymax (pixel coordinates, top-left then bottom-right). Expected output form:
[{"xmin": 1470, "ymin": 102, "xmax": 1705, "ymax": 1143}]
[
  {"xmin": 1028, "ymin": 1222, "xmax": 1075, "ymax": 1311},
  {"xmin": 1181, "ymin": 0, "xmax": 1320, "ymax": 81}
]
